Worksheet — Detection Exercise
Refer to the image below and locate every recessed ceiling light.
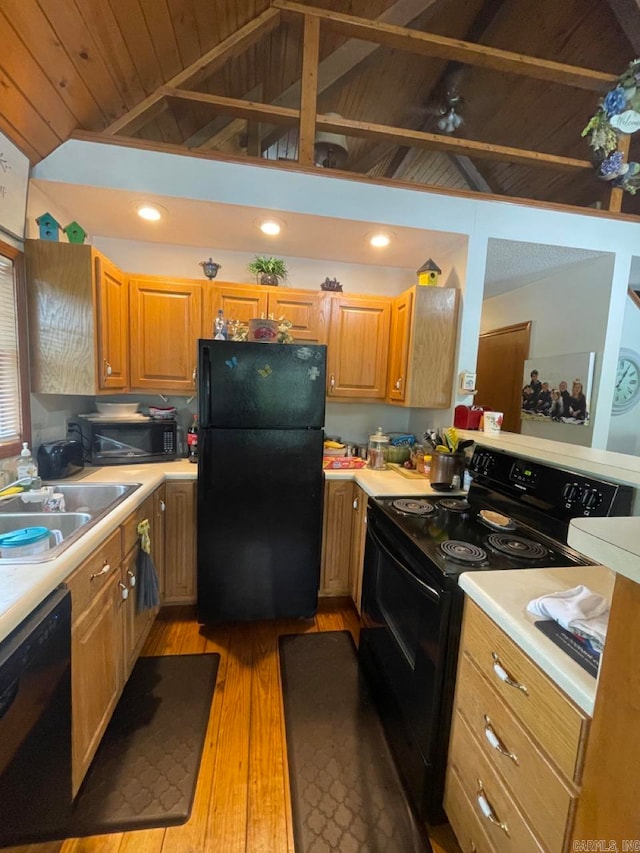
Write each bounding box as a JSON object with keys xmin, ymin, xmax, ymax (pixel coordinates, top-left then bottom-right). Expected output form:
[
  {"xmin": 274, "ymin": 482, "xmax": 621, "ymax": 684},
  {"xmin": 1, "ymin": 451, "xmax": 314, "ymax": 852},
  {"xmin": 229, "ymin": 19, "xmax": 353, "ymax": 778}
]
[
  {"xmin": 137, "ymin": 204, "xmax": 162, "ymax": 222},
  {"xmin": 258, "ymin": 218, "xmax": 284, "ymax": 236},
  {"xmin": 369, "ymin": 232, "xmax": 392, "ymax": 248}
]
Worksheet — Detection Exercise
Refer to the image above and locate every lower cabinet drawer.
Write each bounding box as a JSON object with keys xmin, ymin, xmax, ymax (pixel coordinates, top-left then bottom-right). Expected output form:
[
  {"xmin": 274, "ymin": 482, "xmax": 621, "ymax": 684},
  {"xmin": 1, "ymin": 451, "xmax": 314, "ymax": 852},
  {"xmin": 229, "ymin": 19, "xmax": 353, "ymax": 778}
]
[
  {"xmin": 448, "ymin": 711, "xmax": 545, "ymax": 853},
  {"xmin": 445, "ymin": 763, "xmax": 497, "ymax": 853},
  {"xmin": 463, "ymin": 600, "xmax": 587, "ymax": 782},
  {"xmin": 456, "ymin": 652, "xmax": 576, "ymax": 852}
]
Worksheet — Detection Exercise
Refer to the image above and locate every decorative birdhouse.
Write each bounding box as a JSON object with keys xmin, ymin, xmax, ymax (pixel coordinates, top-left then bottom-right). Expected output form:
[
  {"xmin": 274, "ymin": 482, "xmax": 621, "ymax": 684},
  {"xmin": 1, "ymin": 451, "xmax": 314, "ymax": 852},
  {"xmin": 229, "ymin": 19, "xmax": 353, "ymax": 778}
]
[
  {"xmin": 416, "ymin": 258, "xmax": 441, "ymax": 286},
  {"xmin": 36, "ymin": 212, "xmax": 61, "ymax": 241},
  {"xmin": 63, "ymin": 220, "xmax": 87, "ymax": 244}
]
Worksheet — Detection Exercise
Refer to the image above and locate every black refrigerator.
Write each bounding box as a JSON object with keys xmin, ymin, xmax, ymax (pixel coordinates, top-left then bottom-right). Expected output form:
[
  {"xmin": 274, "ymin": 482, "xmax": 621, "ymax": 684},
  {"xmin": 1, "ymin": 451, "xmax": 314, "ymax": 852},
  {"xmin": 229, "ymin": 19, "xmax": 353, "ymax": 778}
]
[{"xmin": 197, "ymin": 339, "xmax": 327, "ymax": 623}]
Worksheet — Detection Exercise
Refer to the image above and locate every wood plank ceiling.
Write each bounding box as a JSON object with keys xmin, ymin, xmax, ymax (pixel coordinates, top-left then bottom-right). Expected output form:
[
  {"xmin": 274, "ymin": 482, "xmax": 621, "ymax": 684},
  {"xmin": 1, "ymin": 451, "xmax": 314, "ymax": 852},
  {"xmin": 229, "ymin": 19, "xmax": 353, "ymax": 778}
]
[{"xmin": 1, "ymin": 0, "xmax": 638, "ymax": 214}]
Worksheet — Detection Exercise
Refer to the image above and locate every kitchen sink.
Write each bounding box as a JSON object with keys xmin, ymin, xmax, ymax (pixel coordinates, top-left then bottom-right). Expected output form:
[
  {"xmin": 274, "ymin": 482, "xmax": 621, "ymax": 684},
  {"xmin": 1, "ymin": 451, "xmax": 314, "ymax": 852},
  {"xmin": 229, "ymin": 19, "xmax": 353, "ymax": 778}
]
[{"xmin": 0, "ymin": 483, "xmax": 141, "ymax": 563}]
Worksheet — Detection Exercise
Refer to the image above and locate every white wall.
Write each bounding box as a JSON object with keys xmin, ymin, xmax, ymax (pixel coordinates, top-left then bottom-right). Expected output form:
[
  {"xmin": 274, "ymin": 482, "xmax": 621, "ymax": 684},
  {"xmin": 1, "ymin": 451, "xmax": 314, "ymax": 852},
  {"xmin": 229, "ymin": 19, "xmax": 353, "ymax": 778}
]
[
  {"xmin": 481, "ymin": 254, "xmax": 616, "ymax": 448},
  {"xmin": 29, "ymin": 139, "xmax": 640, "ymax": 452},
  {"xmin": 607, "ymin": 292, "xmax": 640, "ymax": 454},
  {"xmin": 93, "ymin": 237, "xmax": 415, "ymax": 296}
]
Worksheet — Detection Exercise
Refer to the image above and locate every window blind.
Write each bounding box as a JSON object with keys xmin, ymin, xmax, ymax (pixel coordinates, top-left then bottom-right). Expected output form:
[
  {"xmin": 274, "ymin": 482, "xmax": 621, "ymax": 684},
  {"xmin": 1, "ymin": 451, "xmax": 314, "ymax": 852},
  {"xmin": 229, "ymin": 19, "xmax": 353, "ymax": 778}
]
[{"xmin": 0, "ymin": 253, "xmax": 21, "ymax": 447}]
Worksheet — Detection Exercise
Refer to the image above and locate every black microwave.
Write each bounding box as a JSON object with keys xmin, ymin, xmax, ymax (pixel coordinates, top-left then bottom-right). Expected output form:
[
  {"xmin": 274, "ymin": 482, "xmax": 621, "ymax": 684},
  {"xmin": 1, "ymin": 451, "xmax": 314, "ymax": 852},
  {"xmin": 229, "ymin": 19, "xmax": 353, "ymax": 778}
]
[{"xmin": 77, "ymin": 417, "xmax": 177, "ymax": 465}]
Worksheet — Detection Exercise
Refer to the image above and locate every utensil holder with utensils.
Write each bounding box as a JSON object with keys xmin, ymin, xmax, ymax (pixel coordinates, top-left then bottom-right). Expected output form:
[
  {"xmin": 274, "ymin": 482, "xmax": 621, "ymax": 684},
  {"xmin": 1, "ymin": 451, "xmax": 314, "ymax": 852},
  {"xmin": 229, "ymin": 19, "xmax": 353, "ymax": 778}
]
[{"xmin": 429, "ymin": 450, "xmax": 466, "ymax": 487}]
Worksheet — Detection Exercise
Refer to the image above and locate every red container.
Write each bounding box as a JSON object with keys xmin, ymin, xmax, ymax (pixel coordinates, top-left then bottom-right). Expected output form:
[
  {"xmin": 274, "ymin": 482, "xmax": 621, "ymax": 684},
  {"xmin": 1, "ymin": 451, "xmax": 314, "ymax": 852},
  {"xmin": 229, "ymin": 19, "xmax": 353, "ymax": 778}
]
[{"xmin": 453, "ymin": 405, "xmax": 484, "ymax": 430}]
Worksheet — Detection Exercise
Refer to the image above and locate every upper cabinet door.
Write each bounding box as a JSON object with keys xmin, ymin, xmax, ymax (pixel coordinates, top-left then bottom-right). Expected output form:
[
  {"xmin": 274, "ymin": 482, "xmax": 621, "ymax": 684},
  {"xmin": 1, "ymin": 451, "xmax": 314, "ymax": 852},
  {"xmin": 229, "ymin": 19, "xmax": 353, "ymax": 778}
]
[
  {"xmin": 203, "ymin": 283, "xmax": 268, "ymax": 336},
  {"xmin": 95, "ymin": 253, "xmax": 129, "ymax": 391},
  {"xmin": 386, "ymin": 289, "xmax": 414, "ymax": 402},
  {"xmin": 268, "ymin": 289, "xmax": 326, "ymax": 342},
  {"xmin": 129, "ymin": 277, "xmax": 202, "ymax": 391},
  {"xmin": 327, "ymin": 295, "xmax": 391, "ymax": 399}
]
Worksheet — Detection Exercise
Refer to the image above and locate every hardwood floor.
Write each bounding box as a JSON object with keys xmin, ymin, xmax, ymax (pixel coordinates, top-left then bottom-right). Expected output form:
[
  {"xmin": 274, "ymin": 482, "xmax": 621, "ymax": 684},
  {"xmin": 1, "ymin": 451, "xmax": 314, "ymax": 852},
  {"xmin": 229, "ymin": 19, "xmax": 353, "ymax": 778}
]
[{"xmin": 8, "ymin": 600, "xmax": 460, "ymax": 853}]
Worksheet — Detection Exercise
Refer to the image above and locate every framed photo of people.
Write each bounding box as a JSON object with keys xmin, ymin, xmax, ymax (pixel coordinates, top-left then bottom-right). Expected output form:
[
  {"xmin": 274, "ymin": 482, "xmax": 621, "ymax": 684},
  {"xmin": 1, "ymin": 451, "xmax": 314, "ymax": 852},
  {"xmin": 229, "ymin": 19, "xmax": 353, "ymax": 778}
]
[{"xmin": 521, "ymin": 352, "xmax": 595, "ymax": 427}]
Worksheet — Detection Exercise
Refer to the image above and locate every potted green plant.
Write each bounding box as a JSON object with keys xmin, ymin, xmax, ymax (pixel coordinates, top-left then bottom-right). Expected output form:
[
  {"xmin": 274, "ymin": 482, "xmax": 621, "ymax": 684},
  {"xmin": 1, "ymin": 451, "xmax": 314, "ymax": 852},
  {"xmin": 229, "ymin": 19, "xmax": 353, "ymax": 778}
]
[{"xmin": 247, "ymin": 255, "xmax": 289, "ymax": 286}]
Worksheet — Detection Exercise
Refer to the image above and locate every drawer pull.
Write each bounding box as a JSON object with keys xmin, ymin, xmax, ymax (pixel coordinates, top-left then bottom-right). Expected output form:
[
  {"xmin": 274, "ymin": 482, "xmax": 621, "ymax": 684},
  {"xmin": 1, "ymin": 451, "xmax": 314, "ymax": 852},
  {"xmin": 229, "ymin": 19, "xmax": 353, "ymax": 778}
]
[
  {"xmin": 90, "ymin": 561, "xmax": 111, "ymax": 580},
  {"xmin": 127, "ymin": 569, "xmax": 136, "ymax": 588},
  {"xmin": 491, "ymin": 652, "xmax": 528, "ymax": 695},
  {"xmin": 119, "ymin": 581, "xmax": 129, "ymax": 600},
  {"xmin": 476, "ymin": 779, "xmax": 509, "ymax": 836},
  {"xmin": 483, "ymin": 715, "xmax": 519, "ymax": 764}
]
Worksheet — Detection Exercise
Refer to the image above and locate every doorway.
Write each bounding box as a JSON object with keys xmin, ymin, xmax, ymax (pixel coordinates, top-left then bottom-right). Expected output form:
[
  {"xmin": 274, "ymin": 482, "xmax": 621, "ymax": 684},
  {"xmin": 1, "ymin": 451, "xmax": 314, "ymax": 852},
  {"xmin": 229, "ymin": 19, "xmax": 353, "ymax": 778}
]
[{"xmin": 476, "ymin": 322, "xmax": 531, "ymax": 434}]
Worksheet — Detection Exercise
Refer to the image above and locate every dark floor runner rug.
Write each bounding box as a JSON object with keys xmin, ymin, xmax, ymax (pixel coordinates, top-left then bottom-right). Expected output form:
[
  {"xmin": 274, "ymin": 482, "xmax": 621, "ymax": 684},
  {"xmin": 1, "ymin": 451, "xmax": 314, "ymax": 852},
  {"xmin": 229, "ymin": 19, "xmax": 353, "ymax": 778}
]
[
  {"xmin": 67, "ymin": 652, "xmax": 219, "ymax": 838},
  {"xmin": 279, "ymin": 631, "xmax": 432, "ymax": 853}
]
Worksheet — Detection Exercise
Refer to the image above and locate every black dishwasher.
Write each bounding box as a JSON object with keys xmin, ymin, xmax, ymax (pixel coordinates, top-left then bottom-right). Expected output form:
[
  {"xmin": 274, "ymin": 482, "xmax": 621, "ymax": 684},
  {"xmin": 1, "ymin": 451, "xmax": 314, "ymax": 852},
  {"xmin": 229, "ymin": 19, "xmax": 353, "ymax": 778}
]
[{"xmin": 0, "ymin": 587, "xmax": 72, "ymax": 848}]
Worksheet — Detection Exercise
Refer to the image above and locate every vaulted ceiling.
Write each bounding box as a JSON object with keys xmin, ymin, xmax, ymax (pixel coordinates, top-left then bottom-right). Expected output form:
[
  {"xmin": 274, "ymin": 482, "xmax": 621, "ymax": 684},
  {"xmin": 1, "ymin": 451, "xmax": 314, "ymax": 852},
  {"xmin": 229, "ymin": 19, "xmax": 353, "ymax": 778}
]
[{"xmin": 2, "ymin": 0, "xmax": 639, "ymax": 215}]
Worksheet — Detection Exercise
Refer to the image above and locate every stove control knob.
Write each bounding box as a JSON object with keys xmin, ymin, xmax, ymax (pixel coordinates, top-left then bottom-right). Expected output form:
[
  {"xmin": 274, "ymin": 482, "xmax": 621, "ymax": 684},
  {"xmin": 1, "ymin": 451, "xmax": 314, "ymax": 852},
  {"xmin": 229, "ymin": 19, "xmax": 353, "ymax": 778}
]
[
  {"xmin": 562, "ymin": 482, "xmax": 582, "ymax": 504},
  {"xmin": 582, "ymin": 488, "xmax": 603, "ymax": 511}
]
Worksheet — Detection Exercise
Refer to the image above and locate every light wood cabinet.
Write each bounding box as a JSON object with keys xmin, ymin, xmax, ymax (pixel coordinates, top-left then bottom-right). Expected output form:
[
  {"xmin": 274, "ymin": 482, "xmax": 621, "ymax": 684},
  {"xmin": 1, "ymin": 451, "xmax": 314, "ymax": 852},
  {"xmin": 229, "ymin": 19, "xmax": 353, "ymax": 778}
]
[
  {"xmin": 445, "ymin": 600, "xmax": 588, "ymax": 852},
  {"xmin": 120, "ymin": 492, "xmax": 161, "ymax": 678},
  {"xmin": 163, "ymin": 480, "xmax": 197, "ymax": 603},
  {"xmin": 326, "ymin": 294, "xmax": 391, "ymax": 399},
  {"xmin": 66, "ymin": 529, "xmax": 124, "ymax": 795},
  {"xmin": 387, "ymin": 285, "xmax": 460, "ymax": 408},
  {"xmin": 129, "ymin": 275, "xmax": 202, "ymax": 392},
  {"xmin": 349, "ymin": 485, "xmax": 368, "ymax": 613},
  {"xmin": 320, "ymin": 479, "xmax": 355, "ymax": 595},
  {"xmin": 25, "ymin": 240, "xmax": 129, "ymax": 395},
  {"xmin": 203, "ymin": 282, "xmax": 326, "ymax": 342}
]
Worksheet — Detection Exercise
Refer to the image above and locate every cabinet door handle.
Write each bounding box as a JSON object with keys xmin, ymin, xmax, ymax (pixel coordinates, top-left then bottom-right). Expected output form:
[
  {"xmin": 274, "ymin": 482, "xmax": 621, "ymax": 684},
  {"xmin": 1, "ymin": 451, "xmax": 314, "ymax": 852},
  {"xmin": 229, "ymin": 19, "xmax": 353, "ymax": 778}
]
[
  {"xmin": 476, "ymin": 780, "xmax": 509, "ymax": 835},
  {"xmin": 483, "ymin": 715, "xmax": 518, "ymax": 764},
  {"xmin": 119, "ymin": 581, "xmax": 129, "ymax": 600},
  {"xmin": 329, "ymin": 373, "xmax": 335, "ymax": 392},
  {"xmin": 103, "ymin": 359, "xmax": 112, "ymax": 380},
  {"xmin": 90, "ymin": 561, "xmax": 110, "ymax": 580},
  {"xmin": 127, "ymin": 569, "xmax": 136, "ymax": 588},
  {"xmin": 353, "ymin": 497, "xmax": 359, "ymax": 511},
  {"xmin": 395, "ymin": 376, "xmax": 403, "ymax": 390},
  {"xmin": 159, "ymin": 500, "xmax": 166, "ymax": 512},
  {"xmin": 491, "ymin": 652, "xmax": 528, "ymax": 695},
  {"xmin": 192, "ymin": 366, "xmax": 197, "ymax": 385}
]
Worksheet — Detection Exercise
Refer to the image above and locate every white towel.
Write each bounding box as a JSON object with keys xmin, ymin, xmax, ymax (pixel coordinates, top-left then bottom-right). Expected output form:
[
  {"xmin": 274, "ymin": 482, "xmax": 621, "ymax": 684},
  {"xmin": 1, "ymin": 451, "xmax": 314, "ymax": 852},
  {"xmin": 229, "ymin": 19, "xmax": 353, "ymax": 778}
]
[{"xmin": 527, "ymin": 585, "xmax": 609, "ymax": 650}]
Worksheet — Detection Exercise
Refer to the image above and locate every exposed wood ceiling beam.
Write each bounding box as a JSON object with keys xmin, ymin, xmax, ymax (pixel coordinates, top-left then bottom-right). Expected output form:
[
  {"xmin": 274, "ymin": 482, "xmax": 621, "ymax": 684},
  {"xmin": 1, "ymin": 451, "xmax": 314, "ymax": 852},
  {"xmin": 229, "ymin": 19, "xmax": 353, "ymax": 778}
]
[
  {"xmin": 157, "ymin": 91, "xmax": 593, "ymax": 171},
  {"xmin": 298, "ymin": 15, "xmax": 320, "ymax": 166},
  {"xmin": 452, "ymin": 155, "xmax": 493, "ymax": 193},
  {"xmin": 273, "ymin": 0, "xmax": 617, "ymax": 91},
  {"xmin": 161, "ymin": 89, "xmax": 299, "ymax": 126},
  {"xmin": 189, "ymin": 0, "xmax": 437, "ymax": 150},
  {"xmin": 105, "ymin": 7, "xmax": 281, "ymax": 136},
  {"xmin": 384, "ymin": 0, "xmax": 507, "ymax": 188},
  {"xmin": 605, "ymin": 0, "xmax": 640, "ymax": 53}
]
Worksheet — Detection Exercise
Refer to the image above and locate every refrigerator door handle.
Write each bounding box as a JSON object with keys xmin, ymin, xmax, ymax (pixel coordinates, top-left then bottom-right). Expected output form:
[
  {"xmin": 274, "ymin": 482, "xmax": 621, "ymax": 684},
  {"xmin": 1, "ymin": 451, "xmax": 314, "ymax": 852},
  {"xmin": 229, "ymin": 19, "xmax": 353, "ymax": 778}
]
[{"xmin": 200, "ymin": 343, "xmax": 212, "ymax": 427}]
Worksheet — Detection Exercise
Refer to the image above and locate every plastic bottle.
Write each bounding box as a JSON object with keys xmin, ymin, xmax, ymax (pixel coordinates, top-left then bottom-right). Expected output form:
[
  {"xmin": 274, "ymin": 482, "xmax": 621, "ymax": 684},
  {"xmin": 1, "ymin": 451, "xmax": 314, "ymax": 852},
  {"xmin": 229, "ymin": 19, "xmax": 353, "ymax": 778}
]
[
  {"xmin": 214, "ymin": 309, "xmax": 227, "ymax": 340},
  {"xmin": 187, "ymin": 415, "xmax": 198, "ymax": 463},
  {"xmin": 16, "ymin": 442, "xmax": 39, "ymax": 482}
]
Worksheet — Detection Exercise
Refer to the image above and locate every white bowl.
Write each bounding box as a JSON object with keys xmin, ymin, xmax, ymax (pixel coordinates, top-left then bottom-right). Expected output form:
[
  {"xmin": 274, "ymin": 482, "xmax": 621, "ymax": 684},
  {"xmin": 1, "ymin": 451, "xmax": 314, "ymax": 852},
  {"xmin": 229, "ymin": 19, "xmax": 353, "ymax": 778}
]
[{"xmin": 95, "ymin": 402, "xmax": 140, "ymax": 416}]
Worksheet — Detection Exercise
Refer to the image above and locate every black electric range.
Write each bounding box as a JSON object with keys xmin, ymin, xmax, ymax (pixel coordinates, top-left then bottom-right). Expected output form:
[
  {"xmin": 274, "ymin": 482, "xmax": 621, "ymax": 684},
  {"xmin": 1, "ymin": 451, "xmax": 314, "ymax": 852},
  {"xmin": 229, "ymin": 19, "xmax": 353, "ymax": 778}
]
[
  {"xmin": 359, "ymin": 446, "xmax": 633, "ymax": 826},
  {"xmin": 370, "ymin": 489, "xmax": 593, "ymax": 579}
]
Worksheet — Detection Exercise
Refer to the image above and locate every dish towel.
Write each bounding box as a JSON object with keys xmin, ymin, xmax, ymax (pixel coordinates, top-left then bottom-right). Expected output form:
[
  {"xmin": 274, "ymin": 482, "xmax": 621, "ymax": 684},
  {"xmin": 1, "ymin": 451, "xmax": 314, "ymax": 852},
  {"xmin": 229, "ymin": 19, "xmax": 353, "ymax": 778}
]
[
  {"xmin": 136, "ymin": 519, "xmax": 160, "ymax": 612},
  {"xmin": 527, "ymin": 585, "xmax": 609, "ymax": 652}
]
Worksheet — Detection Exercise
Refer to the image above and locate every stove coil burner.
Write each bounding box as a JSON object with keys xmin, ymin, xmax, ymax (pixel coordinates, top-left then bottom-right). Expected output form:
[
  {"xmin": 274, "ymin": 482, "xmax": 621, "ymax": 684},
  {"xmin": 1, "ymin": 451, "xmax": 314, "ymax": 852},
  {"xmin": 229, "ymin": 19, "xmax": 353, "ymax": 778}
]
[
  {"xmin": 440, "ymin": 540, "xmax": 488, "ymax": 565},
  {"xmin": 439, "ymin": 498, "xmax": 471, "ymax": 512},
  {"xmin": 391, "ymin": 498, "xmax": 435, "ymax": 516},
  {"xmin": 486, "ymin": 533, "xmax": 549, "ymax": 561}
]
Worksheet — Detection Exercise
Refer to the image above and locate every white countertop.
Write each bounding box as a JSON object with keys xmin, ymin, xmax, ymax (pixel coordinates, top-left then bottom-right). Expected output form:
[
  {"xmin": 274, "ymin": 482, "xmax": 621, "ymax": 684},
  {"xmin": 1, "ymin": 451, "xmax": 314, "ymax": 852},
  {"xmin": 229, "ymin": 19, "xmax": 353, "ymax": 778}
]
[
  {"xmin": 0, "ymin": 461, "xmax": 448, "ymax": 643},
  {"xmin": 0, "ymin": 460, "xmax": 197, "ymax": 643},
  {"xmin": 568, "ymin": 516, "xmax": 640, "ymax": 584},
  {"xmin": 457, "ymin": 428, "xmax": 640, "ymax": 489},
  {"xmin": 324, "ymin": 465, "xmax": 465, "ymax": 498},
  {"xmin": 459, "ymin": 565, "xmax": 615, "ymax": 715}
]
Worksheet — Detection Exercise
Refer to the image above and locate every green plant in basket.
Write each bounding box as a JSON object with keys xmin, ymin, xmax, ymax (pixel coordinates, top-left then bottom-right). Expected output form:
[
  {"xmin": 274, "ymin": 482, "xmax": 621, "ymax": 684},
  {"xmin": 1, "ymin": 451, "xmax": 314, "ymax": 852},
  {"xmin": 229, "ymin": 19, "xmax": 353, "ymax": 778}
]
[{"xmin": 247, "ymin": 256, "xmax": 289, "ymax": 285}]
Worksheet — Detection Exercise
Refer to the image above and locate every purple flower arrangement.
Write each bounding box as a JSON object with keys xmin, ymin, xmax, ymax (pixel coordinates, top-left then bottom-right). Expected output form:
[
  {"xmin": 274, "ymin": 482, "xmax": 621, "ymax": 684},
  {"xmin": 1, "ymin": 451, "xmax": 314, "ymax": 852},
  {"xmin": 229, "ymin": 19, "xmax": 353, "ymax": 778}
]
[{"xmin": 582, "ymin": 59, "xmax": 640, "ymax": 194}]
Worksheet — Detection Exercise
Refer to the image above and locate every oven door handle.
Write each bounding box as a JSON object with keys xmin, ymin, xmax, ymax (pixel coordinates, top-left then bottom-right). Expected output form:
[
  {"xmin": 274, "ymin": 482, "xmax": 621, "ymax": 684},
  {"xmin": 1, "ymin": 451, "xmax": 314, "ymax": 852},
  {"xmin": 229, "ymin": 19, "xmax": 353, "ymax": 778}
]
[{"xmin": 368, "ymin": 520, "xmax": 442, "ymax": 603}]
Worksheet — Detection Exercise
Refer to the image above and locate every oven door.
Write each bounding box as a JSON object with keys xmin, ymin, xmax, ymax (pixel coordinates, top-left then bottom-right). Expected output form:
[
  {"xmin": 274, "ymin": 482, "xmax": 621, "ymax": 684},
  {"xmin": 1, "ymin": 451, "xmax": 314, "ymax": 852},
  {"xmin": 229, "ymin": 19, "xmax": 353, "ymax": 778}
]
[{"xmin": 360, "ymin": 508, "xmax": 452, "ymax": 766}]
